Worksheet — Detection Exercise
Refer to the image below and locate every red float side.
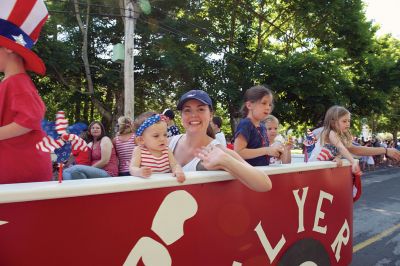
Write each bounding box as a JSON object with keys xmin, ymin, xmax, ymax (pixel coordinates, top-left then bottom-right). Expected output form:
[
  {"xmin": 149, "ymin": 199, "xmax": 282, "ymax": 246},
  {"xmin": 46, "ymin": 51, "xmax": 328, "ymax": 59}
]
[{"xmin": 0, "ymin": 166, "xmax": 353, "ymax": 266}]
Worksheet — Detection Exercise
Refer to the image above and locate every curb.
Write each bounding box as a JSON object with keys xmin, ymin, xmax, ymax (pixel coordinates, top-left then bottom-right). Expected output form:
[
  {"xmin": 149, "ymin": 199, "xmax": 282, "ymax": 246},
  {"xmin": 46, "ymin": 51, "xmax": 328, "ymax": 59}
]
[{"xmin": 362, "ymin": 166, "xmax": 400, "ymax": 177}]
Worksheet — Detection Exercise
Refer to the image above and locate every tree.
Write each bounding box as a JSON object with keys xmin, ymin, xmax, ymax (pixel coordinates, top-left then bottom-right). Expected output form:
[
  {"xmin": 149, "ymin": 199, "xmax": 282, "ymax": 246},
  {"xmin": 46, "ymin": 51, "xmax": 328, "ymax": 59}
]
[{"xmin": 34, "ymin": 0, "xmax": 391, "ymax": 137}]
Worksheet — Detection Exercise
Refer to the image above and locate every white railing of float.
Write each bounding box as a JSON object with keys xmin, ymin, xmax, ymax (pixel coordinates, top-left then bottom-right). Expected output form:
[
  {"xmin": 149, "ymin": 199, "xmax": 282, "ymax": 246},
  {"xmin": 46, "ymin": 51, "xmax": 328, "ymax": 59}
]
[{"xmin": 0, "ymin": 161, "xmax": 350, "ymax": 204}]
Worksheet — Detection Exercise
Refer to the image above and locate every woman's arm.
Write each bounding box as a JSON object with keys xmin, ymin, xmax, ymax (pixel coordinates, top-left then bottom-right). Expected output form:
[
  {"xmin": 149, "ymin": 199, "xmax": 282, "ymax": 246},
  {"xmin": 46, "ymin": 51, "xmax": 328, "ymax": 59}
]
[
  {"xmin": 197, "ymin": 145, "xmax": 272, "ymax": 192},
  {"xmin": 348, "ymin": 145, "xmax": 400, "ymax": 161},
  {"xmin": 91, "ymin": 137, "xmax": 112, "ymax": 169},
  {"xmin": 0, "ymin": 122, "xmax": 31, "ymax": 140},
  {"xmin": 234, "ymin": 134, "xmax": 282, "ymax": 159},
  {"xmin": 129, "ymin": 146, "xmax": 152, "ymax": 177}
]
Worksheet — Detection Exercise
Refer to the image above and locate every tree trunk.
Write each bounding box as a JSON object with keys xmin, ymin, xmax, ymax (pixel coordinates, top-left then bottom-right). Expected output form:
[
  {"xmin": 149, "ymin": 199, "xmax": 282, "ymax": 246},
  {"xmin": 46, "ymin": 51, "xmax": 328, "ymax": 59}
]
[
  {"xmin": 73, "ymin": 0, "xmax": 112, "ymax": 123},
  {"xmin": 83, "ymin": 95, "xmax": 89, "ymax": 123},
  {"xmin": 74, "ymin": 97, "xmax": 81, "ymax": 122}
]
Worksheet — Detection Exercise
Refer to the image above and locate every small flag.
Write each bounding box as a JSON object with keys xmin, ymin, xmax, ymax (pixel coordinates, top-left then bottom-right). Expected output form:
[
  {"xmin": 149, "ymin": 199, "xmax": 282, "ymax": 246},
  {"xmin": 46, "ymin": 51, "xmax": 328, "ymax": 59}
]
[{"xmin": 317, "ymin": 147, "xmax": 335, "ymax": 161}]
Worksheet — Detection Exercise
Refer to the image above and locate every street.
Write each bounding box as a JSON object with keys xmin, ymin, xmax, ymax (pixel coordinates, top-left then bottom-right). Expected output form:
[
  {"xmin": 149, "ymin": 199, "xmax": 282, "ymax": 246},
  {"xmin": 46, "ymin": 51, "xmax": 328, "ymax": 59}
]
[{"xmin": 352, "ymin": 167, "xmax": 400, "ymax": 266}]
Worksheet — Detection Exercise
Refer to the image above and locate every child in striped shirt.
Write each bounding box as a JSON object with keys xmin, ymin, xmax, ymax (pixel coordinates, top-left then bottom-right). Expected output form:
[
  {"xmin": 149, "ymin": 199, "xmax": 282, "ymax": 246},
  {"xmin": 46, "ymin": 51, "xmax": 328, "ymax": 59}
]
[{"xmin": 129, "ymin": 111, "xmax": 185, "ymax": 183}]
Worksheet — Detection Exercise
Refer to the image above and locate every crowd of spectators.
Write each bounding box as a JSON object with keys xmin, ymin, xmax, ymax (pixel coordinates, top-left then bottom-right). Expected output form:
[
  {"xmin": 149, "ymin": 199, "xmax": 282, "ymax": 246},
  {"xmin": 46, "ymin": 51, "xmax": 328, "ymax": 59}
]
[{"xmin": 355, "ymin": 137, "xmax": 400, "ymax": 171}]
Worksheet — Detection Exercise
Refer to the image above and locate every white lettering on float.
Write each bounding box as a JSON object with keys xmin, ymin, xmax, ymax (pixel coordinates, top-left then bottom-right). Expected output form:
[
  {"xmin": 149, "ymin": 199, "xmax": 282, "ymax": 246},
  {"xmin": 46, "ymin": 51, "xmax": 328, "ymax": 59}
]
[
  {"xmin": 331, "ymin": 219, "xmax": 350, "ymax": 262},
  {"xmin": 0, "ymin": 221, "xmax": 8, "ymax": 226},
  {"xmin": 253, "ymin": 188, "xmax": 348, "ymax": 264},
  {"xmin": 313, "ymin": 191, "xmax": 333, "ymax": 234},
  {"xmin": 254, "ymin": 221, "xmax": 286, "ymax": 264},
  {"xmin": 293, "ymin": 187, "xmax": 309, "ymax": 233}
]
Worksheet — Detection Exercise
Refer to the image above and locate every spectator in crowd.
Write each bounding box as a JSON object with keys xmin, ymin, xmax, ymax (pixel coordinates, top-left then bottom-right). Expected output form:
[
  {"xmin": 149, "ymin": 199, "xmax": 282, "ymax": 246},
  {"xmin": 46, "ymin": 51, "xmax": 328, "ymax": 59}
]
[
  {"xmin": 211, "ymin": 116, "xmax": 227, "ymax": 146},
  {"xmin": 162, "ymin": 109, "xmax": 180, "ymax": 138},
  {"xmin": 113, "ymin": 116, "xmax": 136, "ymax": 176},
  {"xmin": 169, "ymin": 89, "xmax": 272, "ymax": 192},
  {"xmin": 360, "ymin": 140, "xmax": 374, "ymax": 171},
  {"xmin": 226, "ymin": 135, "xmax": 234, "ymax": 150},
  {"xmin": 65, "ymin": 129, "xmax": 91, "ymax": 167},
  {"xmin": 63, "ymin": 121, "xmax": 118, "ymax": 179}
]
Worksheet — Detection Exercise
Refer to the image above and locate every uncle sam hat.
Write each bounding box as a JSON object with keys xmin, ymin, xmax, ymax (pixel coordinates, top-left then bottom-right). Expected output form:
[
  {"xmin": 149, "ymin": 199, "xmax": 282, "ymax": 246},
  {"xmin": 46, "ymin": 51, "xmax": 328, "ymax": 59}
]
[{"xmin": 0, "ymin": 0, "xmax": 49, "ymax": 75}]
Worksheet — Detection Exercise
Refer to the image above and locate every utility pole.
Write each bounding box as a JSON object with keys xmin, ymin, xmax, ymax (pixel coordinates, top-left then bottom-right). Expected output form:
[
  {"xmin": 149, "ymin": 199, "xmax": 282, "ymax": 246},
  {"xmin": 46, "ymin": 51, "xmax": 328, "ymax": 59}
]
[{"xmin": 124, "ymin": 0, "xmax": 135, "ymax": 118}]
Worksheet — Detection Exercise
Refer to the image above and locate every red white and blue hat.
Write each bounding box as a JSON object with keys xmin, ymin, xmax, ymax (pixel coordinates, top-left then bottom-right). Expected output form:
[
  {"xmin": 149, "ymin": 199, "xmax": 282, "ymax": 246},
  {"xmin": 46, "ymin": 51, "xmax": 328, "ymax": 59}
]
[{"xmin": 0, "ymin": 0, "xmax": 49, "ymax": 75}]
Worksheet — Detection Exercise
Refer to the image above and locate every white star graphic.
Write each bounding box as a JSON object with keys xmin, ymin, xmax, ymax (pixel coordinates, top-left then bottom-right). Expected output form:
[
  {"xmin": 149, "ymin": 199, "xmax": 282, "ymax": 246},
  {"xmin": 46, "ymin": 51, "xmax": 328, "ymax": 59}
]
[
  {"xmin": 0, "ymin": 220, "xmax": 8, "ymax": 226},
  {"xmin": 12, "ymin": 34, "xmax": 27, "ymax": 47}
]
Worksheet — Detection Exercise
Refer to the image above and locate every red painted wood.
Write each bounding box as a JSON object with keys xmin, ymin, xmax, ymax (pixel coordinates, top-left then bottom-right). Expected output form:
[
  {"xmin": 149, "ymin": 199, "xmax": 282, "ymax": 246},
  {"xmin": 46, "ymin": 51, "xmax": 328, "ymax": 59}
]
[{"xmin": 0, "ymin": 167, "xmax": 353, "ymax": 265}]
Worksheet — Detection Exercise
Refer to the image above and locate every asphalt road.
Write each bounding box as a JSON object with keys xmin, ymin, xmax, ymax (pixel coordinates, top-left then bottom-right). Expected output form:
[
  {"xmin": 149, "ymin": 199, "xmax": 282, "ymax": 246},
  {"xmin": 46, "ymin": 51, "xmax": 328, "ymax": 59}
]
[{"xmin": 352, "ymin": 167, "xmax": 400, "ymax": 266}]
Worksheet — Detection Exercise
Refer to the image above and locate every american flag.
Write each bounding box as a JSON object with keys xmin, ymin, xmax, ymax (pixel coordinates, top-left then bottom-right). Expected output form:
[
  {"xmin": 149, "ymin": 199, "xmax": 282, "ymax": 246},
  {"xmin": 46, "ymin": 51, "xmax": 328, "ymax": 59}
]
[{"xmin": 317, "ymin": 147, "xmax": 335, "ymax": 161}]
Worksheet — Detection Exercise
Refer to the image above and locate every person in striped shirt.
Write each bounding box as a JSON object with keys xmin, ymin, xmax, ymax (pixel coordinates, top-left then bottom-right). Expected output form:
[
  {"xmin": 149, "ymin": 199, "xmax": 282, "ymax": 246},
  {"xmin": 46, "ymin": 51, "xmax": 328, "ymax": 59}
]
[
  {"xmin": 113, "ymin": 116, "xmax": 136, "ymax": 176},
  {"xmin": 129, "ymin": 111, "xmax": 185, "ymax": 183}
]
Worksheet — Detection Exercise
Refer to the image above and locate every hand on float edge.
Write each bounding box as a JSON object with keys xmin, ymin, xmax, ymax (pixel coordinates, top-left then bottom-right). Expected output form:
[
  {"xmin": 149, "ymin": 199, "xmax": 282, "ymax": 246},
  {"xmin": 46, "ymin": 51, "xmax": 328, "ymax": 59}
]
[
  {"xmin": 173, "ymin": 169, "xmax": 186, "ymax": 183},
  {"xmin": 139, "ymin": 167, "xmax": 152, "ymax": 178},
  {"xmin": 332, "ymin": 157, "xmax": 343, "ymax": 167}
]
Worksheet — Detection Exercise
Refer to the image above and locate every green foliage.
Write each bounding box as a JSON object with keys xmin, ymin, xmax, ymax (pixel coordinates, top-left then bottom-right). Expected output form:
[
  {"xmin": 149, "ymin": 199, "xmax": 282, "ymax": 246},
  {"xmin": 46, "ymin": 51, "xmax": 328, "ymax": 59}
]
[{"xmin": 30, "ymin": 0, "xmax": 399, "ymax": 137}]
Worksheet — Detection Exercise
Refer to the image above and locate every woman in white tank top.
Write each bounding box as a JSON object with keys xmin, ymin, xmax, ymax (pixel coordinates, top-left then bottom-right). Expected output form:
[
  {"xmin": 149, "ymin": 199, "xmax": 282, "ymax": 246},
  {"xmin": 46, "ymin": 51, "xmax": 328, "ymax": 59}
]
[{"xmin": 169, "ymin": 90, "xmax": 272, "ymax": 192}]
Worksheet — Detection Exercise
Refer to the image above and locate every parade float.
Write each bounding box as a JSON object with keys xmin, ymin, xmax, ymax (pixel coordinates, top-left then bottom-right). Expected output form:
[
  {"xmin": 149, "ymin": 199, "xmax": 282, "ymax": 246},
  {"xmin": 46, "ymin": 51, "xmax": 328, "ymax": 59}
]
[{"xmin": 0, "ymin": 161, "xmax": 354, "ymax": 265}]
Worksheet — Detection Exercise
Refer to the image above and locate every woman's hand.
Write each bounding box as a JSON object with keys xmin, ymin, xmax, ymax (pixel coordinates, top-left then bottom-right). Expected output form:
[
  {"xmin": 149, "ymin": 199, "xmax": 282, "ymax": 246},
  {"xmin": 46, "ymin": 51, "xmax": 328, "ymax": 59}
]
[
  {"xmin": 196, "ymin": 145, "xmax": 228, "ymax": 170},
  {"xmin": 196, "ymin": 144, "xmax": 273, "ymax": 192},
  {"xmin": 386, "ymin": 148, "xmax": 400, "ymax": 161}
]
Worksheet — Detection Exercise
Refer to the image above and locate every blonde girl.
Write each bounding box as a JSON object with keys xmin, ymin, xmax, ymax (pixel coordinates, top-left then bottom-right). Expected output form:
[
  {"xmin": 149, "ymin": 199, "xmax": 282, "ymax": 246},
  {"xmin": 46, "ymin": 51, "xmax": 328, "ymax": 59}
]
[
  {"xmin": 264, "ymin": 115, "xmax": 292, "ymax": 164},
  {"xmin": 113, "ymin": 116, "xmax": 136, "ymax": 176},
  {"xmin": 234, "ymin": 85, "xmax": 283, "ymax": 166},
  {"xmin": 309, "ymin": 106, "xmax": 361, "ymax": 174},
  {"xmin": 129, "ymin": 112, "xmax": 185, "ymax": 183}
]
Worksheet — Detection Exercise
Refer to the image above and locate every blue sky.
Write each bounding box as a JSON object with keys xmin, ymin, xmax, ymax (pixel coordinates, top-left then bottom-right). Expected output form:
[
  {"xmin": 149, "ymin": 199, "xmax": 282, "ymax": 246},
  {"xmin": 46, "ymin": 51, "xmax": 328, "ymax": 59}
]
[{"xmin": 364, "ymin": 0, "xmax": 400, "ymax": 38}]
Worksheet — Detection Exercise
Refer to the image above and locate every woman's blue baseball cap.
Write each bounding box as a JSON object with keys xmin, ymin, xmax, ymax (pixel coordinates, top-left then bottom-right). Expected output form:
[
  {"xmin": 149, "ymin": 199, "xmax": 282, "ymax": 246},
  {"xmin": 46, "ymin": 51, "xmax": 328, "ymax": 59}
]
[{"xmin": 177, "ymin": 90, "xmax": 213, "ymax": 110}]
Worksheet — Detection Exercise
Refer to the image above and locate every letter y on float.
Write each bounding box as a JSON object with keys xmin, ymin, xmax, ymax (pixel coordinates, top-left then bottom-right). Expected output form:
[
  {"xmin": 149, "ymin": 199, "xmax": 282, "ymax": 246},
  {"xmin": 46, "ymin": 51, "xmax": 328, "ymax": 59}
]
[{"xmin": 293, "ymin": 187, "xmax": 309, "ymax": 233}]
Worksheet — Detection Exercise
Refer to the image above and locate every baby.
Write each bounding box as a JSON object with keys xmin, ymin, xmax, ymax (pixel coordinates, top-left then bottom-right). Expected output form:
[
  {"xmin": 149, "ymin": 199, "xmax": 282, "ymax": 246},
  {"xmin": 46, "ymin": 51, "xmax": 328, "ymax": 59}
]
[{"xmin": 129, "ymin": 112, "xmax": 185, "ymax": 183}]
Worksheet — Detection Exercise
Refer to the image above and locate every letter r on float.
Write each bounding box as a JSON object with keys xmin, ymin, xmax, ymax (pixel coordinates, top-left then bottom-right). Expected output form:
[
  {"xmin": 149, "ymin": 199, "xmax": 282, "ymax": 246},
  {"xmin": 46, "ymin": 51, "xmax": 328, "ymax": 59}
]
[
  {"xmin": 313, "ymin": 190, "xmax": 333, "ymax": 234},
  {"xmin": 293, "ymin": 187, "xmax": 309, "ymax": 233},
  {"xmin": 254, "ymin": 222, "xmax": 286, "ymax": 264},
  {"xmin": 331, "ymin": 219, "xmax": 350, "ymax": 262}
]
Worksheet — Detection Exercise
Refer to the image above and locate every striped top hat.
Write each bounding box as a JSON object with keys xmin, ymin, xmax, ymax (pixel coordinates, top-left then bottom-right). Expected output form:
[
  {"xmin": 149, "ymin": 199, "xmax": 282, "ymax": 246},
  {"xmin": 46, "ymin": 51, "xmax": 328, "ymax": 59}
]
[{"xmin": 0, "ymin": 0, "xmax": 49, "ymax": 75}]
